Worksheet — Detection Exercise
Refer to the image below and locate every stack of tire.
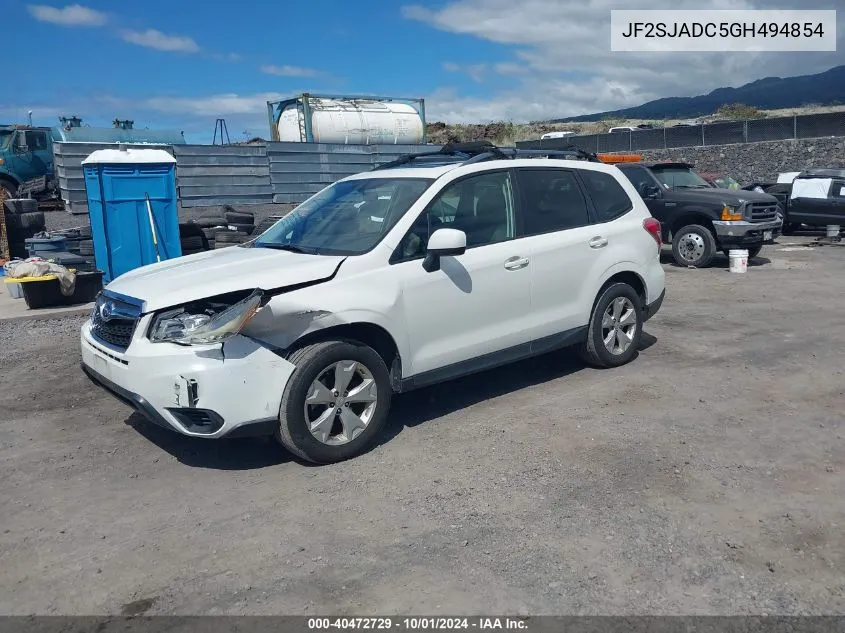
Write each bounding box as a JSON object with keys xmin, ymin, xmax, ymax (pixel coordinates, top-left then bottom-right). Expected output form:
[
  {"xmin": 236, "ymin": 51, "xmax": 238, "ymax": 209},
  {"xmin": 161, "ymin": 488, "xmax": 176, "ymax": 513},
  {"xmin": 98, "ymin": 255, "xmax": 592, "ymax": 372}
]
[
  {"xmin": 208, "ymin": 207, "xmax": 255, "ymax": 250},
  {"xmin": 3, "ymin": 199, "xmax": 45, "ymax": 259},
  {"xmin": 251, "ymin": 214, "xmax": 286, "ymax": 237},
  {"xmin": 178, "ymin": 221, "xmax": 211, "ymax": 256},
  {"xmin": 215, "ymin": 207, "xmax": 255, "ymax": 249}
]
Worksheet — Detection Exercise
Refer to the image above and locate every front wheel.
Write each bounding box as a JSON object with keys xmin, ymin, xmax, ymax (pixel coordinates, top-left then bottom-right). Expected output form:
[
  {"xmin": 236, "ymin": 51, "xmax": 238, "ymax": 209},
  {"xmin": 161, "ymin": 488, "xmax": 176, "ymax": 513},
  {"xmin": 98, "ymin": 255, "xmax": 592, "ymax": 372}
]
[
  {"xmin": 276, "ymin": 340, "xmax": 392, "ymax": 464},
  {"xmin": 580, "ymin": 282, "xmax": 643, "ymax": 369},
  {"xmin": 0, "ymin": 179, "xmax": 17, "ymax": 200},
  {"xmin": 671, "ymin": 224, "xmax": 716, "ymax": 267}
]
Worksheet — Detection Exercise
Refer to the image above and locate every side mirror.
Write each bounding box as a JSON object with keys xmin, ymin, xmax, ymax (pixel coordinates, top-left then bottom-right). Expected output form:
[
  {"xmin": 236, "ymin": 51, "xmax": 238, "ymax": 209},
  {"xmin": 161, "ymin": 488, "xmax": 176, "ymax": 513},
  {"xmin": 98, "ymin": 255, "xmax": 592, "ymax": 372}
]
[
  {"xmin": 641, "ymin": 184, "xmax": 661, "ymax": 199},
  {"xmin": 423, "ymin": 228, "xmax": 466, "ymax": 273}
]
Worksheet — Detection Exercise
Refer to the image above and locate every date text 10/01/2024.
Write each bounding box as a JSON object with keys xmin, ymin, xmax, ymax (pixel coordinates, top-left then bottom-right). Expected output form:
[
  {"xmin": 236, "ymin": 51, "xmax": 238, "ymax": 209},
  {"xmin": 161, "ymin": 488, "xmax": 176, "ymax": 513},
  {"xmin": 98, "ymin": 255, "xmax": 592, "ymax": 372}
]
[{"xmin": 307, "ymin": 618, "xmax": 529, "ymax": 630}]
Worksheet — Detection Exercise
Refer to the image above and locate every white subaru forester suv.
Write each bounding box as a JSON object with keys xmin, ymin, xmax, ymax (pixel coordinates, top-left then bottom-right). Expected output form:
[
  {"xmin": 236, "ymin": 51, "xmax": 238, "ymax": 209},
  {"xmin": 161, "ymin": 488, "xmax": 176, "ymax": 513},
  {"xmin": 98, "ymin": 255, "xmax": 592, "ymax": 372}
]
[{"xmin": 80, "ymin": 144, "xmax": 666, "ymax": 463}]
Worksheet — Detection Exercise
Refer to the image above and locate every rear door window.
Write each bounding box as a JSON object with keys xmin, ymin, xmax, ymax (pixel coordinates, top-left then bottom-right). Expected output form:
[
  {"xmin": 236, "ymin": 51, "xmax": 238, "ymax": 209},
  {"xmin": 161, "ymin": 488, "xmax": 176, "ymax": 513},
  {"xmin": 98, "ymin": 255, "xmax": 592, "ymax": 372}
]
[
  {"xmin": 579, "ymin": 170, "xmax": 633, "ymax": 222},
  {"xmin": 515, "ymin": 168, "xmax": 590, "ymax": 235}
]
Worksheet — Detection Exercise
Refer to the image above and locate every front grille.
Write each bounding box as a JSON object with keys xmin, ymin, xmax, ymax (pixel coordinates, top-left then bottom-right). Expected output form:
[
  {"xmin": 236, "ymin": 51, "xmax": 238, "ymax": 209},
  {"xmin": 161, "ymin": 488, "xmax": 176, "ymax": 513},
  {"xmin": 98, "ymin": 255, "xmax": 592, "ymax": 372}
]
[
  {"xmin": 748, "ymin": 202, "xmax": 778, "ymax": 223},
  {"xmin": 90, "ymin": 294, "xmax": 141, "ymax": 351}
]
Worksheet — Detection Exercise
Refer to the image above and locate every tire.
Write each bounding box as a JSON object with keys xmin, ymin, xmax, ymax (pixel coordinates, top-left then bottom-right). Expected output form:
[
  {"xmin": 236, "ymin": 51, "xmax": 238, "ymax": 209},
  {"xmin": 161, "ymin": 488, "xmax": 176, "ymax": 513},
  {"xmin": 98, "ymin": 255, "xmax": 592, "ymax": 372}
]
[
  {"xmin": 671, "ymin": 224, "xmax": 716, "ymax": 268},
  {"xmin": 579, "ymin": 282, "xmax": 643, "ymax": 369},
  {"xmin": 747, "ymin": 245, "xmax": 763, "ymax": 259},
  {"xmin": 6, "ymin": 225, "xmax": 40, "ymax": 242},
  {"xmin": 229, "ymin": 222, "xmax": 254, "ymax": 234},
  {"xmin": 215, "ymin": 230, "xmax": 247, "ymax": 243},
  {"xmin": 6, "ymin": 211, "xmax": 45, "ymax": 232},
  {"xmin": 225, "ymin": 209, "xmax": 254, "ymax": 225},
  {"xmin": 252, "ymin": 215, "xmax": 284, "ymax": 236},
  {"xmin": 79, "ymin": 225, "xmax": 92, "ymax": 238},
  {"xmin": 6, "ymin": 211, "xmax": 45, "ymax": 231},
  {"xmin": 0, "ymin": 179, "xmax": 18, "ymax": 200},
  {"xmin": 781, "ymin": 222, "xmax": 799, "ymax": 236},
  {"xmin": 193, "ymin": 217, "xmax": 226, "ymax": 229},
  {"xmin": 9, "ymin": 241, "xmax": 28, "ymax": 259},
  {"xmin": 202, "ymin": 227, "xmax": 221, "ymax": 239},
  {"xmin": 180, "ymin": 236, "xmax": 204, "ymax": 251},
  {"xmin": 276, "ymin": 341, "xmax": 392, "ymax": 464},
  {"xmin": 79, "ymin": 239, "xmax": 94, "ymax": 256},
  {"xmin": 3, "ymin": 198, "xmax": 38, "ymax": 215}
]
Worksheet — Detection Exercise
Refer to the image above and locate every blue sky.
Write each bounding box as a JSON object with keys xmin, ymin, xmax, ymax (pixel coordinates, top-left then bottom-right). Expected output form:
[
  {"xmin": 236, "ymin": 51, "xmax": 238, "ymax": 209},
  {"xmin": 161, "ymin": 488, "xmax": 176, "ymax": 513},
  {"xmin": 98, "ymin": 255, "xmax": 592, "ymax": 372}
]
[{"xmin": 5, "ymin": 1, "xmax": 842, "ymax": 143}]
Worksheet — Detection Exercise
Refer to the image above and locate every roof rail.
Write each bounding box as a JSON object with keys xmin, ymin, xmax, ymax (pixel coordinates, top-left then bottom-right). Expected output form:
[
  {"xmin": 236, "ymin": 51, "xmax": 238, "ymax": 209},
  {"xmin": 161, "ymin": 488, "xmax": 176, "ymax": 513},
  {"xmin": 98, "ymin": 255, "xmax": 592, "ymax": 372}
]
[{"xmin": 372, "ymin": 142, "xmax": 600, "ymax": 171}]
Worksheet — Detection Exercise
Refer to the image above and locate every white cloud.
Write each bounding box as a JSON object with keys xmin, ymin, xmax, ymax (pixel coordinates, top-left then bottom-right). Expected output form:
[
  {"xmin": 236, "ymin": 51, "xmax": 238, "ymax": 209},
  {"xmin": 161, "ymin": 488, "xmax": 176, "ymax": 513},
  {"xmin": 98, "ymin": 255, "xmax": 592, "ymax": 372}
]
[
  {"xmin": 261, "ymin": 64, "xmax": 320, "ymax": 77},
  {"xmin": 140, "ymin": 92, "xmax": 288, "ymax": 117},
  {"xmin": 121, "ymin": 29, "xmax": 200, "ymax": 53},
  {"xmin": 442, "ymin": 62, "xmax": 486, "ymax": 82},
  {"xmin": 405, "ymin": 0, "xmax": 845, "ymax": 122},
  {"xmin": 27, "ymin": 3, "xmax": 107, "ymax": 27}
]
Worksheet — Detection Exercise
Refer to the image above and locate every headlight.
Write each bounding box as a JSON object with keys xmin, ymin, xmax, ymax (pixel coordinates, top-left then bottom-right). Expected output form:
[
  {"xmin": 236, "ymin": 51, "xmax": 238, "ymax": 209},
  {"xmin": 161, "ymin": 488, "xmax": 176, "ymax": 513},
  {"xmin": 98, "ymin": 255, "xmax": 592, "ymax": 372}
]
[
  {"xmin": 720, "ymin": 205, "xmax": 744, "ymax": 222},
  {"xmin": 149, "ymin": 290, "xmax": 264, "ymax": 345}
]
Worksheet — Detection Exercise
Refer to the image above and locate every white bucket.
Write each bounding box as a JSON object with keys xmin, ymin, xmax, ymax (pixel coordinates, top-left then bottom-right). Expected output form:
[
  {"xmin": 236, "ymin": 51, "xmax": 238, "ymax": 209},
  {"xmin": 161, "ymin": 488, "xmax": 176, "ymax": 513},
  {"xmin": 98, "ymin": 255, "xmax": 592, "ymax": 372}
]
[
  {"xmin": 728, "ymin": 249, "xmax": 748, "ymax": 273},
  {"xmin": 6, "ymin": 282, "xmax": 24, "ymax": 299},
  {"xmin": 826, "ymin": 225, "xmax": 841, "ymax": 238}
]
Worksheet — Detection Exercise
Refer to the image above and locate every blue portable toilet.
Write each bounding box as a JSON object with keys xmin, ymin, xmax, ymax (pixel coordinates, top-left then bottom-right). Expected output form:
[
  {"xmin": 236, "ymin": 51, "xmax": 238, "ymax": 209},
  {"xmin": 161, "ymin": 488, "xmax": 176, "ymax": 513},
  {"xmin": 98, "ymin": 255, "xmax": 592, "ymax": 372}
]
[{"xmin": 82, "ymin": 147, "xmax": 181, "ymax": 283}]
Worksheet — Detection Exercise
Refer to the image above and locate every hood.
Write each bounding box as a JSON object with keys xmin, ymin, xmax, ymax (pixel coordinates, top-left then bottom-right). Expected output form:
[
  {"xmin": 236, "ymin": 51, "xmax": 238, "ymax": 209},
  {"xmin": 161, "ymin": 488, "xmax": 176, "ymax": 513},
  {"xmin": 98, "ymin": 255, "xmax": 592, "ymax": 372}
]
[
  {"xmin": 670, "ymin": 186, "xmax": 778, "ymax": 206},
  {"xmin": 106, "ymin": 246, "xmax": 346, "ymax": 313}
]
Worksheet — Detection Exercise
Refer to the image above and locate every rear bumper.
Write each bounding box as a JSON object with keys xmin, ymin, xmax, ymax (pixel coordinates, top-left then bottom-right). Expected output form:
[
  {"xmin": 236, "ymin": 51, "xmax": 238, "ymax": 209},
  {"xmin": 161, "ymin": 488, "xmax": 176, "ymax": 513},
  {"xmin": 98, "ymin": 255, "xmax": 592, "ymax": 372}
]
[{"xmin": 713, "ymin": 218, "xmax": 782, "ymax": 246}]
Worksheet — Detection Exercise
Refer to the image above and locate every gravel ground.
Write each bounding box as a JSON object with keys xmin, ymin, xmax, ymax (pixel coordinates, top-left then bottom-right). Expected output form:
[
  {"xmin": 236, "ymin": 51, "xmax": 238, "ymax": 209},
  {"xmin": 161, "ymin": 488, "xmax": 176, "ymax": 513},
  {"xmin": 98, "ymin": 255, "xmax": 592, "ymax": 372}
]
[{"xmin": 1, "ymin": 237, "xmax": 844, "ymax": 616}]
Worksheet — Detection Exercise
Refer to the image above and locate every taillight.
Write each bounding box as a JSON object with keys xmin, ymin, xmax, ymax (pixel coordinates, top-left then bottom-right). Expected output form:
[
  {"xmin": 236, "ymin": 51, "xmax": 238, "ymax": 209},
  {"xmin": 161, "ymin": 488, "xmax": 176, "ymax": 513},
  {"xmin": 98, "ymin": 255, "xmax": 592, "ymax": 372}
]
[{"xmin": 643, "ymin": 217, "xmax": 662, "ymax": 251}]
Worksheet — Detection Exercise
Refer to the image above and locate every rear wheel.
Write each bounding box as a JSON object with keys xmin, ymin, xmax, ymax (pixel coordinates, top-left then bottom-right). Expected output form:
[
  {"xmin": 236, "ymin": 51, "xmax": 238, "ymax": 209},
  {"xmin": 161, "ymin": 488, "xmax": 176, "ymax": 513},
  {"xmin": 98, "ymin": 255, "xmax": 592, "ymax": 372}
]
[
  {"xmin": 277, "ymin": 341, "xmax": 392, "ymax": 464},
  {"xmin": 580, "ymin": 282, "xmax": 643, "ymax": 369},
  {"xmin": 671, "ymin": 224, "xmax": 716, "ymax": 267}
]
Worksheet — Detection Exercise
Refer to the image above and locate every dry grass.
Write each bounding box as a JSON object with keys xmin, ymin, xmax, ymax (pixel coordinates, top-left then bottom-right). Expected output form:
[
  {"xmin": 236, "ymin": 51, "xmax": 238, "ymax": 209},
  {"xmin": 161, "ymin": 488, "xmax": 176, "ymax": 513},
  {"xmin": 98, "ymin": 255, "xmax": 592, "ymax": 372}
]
[{"xmin": 426, "ymin": 104, "xmax": 845, "ymax": 146}]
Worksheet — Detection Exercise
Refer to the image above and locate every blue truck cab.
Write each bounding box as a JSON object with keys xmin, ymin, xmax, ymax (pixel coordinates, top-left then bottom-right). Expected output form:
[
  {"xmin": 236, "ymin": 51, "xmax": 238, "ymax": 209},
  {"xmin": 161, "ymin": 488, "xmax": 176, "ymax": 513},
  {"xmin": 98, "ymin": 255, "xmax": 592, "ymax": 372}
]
[{"xmin": 0, "ymin": 125, "xmax": 56, "ymax": 198}]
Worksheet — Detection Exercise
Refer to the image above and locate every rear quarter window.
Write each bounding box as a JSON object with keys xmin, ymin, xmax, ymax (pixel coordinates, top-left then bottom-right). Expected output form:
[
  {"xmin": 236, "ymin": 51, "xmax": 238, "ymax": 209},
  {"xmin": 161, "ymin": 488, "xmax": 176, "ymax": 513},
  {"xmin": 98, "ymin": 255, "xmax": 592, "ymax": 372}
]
[{"xmin": 579, "ymin": 170, "xmax": 633, "ymax": 222}]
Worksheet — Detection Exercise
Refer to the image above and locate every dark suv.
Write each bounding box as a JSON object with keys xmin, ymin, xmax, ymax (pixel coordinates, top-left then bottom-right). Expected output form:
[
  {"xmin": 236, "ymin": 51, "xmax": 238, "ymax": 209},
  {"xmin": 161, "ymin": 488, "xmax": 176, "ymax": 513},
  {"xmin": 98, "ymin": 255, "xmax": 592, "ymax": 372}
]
[{"xmin": 615, "ymin": 162, "xmax": 783, "ymax": 267}]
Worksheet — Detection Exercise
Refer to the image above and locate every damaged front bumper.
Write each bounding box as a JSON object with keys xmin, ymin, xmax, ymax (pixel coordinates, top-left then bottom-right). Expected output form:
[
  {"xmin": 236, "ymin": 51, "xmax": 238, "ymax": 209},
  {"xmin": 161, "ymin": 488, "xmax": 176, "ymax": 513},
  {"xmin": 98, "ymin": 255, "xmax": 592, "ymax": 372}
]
[
  {"xmin": 712, "ymin": 218, "xmax": 782, "ymax": 246},
  {"xmin": 80, "ymin": 319, "xmax": 294, "ymax": 438}
]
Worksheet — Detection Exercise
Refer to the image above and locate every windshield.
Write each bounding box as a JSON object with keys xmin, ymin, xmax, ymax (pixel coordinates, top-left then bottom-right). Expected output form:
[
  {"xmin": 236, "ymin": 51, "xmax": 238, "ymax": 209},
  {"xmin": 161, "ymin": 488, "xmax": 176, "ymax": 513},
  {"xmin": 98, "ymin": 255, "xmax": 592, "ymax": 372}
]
[
  {"xmin": 652, "ymin": 168, "xmax": 712, "ymax": 190},
  {"xmin": 713, "ymin": 176, "xmax": 741, "ymax": 190},
  {"xmin": 0, "ymin": 131, "xmax": 13, "ymax": 150},
  {"xmin": 253, "ymin": 177, "xmax": 433, "ymax": 256}
]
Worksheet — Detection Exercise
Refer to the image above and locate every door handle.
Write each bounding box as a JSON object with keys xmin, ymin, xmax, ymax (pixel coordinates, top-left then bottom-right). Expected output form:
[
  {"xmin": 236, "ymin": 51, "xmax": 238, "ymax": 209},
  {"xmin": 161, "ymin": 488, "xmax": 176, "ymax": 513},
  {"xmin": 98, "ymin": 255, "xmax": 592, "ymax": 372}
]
[
  {"xmin": 504, "ymin": 256, "xmax": 529, "ymax": 270},
  {"xmin": 589, "ymin": 237, "xmax": 608, "ymax": 249}
]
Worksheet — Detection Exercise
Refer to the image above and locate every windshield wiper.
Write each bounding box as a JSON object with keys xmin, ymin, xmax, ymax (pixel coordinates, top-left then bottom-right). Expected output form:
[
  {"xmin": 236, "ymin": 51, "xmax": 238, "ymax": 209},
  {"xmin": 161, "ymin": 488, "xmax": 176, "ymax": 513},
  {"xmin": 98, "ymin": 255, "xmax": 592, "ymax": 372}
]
[{"xmin": 256, "ymin": 243, "xmax": 318, "ymax": 254}]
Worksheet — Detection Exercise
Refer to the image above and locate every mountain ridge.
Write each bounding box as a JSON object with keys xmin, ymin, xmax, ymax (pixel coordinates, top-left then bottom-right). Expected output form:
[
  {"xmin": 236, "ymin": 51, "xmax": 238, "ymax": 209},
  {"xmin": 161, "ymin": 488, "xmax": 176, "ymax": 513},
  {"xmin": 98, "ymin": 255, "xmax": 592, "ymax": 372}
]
[{"xmin": 554, "ymin": 65, "xmax": 845, "ymax": 122}]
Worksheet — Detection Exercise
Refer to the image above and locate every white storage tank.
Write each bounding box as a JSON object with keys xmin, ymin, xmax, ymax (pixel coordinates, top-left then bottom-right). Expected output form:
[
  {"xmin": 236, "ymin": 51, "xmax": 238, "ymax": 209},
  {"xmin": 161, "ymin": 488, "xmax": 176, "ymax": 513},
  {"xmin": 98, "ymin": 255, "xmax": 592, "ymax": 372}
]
[{"xmin": 274, "ymin": 96, "xmax": 425, "ymax": 145}]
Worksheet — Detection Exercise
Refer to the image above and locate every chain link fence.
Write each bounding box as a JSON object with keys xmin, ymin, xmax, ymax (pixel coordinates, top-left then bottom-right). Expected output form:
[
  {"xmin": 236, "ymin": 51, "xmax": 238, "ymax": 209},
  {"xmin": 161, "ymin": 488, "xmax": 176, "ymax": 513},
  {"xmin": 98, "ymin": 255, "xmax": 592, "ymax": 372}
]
[{"xmin": 518, "ymin": 111, "xmax": 845, "ymax": 152}]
